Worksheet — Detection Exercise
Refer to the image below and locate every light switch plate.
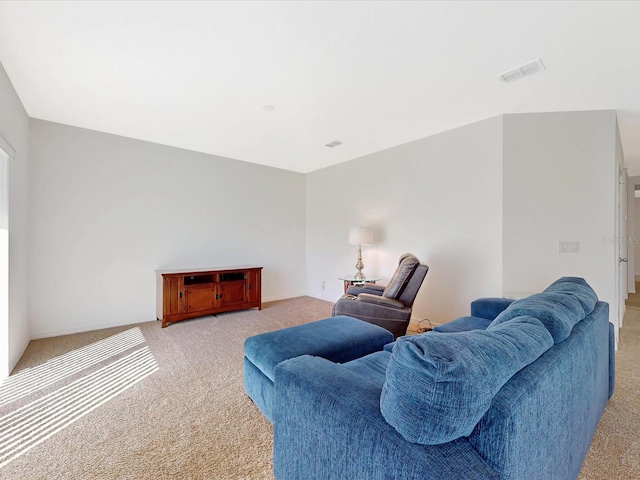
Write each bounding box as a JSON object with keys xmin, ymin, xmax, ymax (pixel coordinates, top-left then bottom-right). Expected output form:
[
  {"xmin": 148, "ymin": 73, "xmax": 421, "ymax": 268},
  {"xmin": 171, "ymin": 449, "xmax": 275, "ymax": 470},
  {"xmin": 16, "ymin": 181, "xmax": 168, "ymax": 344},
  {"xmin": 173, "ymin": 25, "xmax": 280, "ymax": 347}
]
[{"xmin": 559, "ymin": 241, "xmax": 580, "ymax": 253}]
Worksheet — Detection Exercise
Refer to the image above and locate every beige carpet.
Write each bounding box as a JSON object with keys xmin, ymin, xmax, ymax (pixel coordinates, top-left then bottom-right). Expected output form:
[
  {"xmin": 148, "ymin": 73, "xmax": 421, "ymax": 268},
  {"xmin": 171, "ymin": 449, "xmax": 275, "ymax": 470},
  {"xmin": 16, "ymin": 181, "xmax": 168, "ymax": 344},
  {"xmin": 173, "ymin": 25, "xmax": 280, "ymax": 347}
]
[
  {"xmin": 578, "ymin": 306, "xmax": 640, "ymax": 479},
  {"xmin": 0, "ymin": 296, "xmax": 638, "ymax": 479},
  {"xmin": 623, "ymin": 281, "xmax": 640, "ymax": 307},
  {"xmin": 0, "ymin": 297, "xmax": 332, "ymax": 479}
]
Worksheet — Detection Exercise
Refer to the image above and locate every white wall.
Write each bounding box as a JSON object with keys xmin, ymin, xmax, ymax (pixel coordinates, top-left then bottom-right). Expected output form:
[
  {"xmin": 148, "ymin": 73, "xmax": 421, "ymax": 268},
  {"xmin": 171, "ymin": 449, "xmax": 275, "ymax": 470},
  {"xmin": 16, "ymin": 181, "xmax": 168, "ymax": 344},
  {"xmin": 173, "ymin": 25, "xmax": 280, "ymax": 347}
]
[
  {"xmin": 306, "ymin": 116, "xmax": 504, "ymax": 326},
  {"xmin": 28, "ymin": 120, "xmax": 306, "ymax": 338},
  {"xmin": 307, "ymin": 110, "xmax": 620, "ymax": 333},
  {"xmin": 502, "ymin": 111, "xmax": 617, "ymax": 326},
  {"xmin": 3, "ymin": 88, "xmax": 624, "ymax": 352},
  {"xmin": 0, "ymin": 63, "xmax": 30, "ymax": 373}
]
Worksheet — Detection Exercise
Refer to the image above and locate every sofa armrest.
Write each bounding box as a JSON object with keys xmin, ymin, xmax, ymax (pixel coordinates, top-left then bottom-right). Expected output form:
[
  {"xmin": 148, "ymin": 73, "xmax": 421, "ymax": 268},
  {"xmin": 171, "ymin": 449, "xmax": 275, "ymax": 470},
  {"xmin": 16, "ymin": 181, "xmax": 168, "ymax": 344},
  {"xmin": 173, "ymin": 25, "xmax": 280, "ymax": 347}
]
[
  {"xmin": 346, "ymin": 284, "xmax": 385, "ymax": 296},
  {"xmin": 470, "ymin": 297, "xmax": 515, "ymax": 320},
  {"xmin": 358, "ymin": 293, "xmax": 405, "ymax": 309},
  {"xmin": 273, "ymin": 355, "xmax": 499, "ymax": 480}
]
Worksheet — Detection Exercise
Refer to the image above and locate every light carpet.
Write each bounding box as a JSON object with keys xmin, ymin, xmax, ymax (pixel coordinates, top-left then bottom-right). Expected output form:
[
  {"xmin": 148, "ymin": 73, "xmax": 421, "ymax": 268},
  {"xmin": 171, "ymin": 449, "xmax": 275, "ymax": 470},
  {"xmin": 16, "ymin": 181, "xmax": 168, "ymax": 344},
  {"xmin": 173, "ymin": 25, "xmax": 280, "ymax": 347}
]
[
  {"xmin": 578, "ymin": 306, "xmax": 640, "ymax": 479},
  {"xmin": 1, "ymin": 297, "xmax": 332, "ymax": 479},
  {"xmin": 0, "ymin": 296, "xmax": 638, "ymax": 479}
]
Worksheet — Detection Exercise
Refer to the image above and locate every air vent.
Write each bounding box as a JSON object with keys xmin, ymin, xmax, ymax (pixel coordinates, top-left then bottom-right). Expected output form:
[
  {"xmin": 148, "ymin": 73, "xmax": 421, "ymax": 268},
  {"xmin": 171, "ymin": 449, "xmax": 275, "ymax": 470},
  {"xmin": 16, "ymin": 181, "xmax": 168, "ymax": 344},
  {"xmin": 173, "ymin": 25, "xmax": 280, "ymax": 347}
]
[
  {"xmin": 498, "ymin": 58, "xmax": 546, "ymax": 83},
  {"xmin": 325, "ymin": 140, "xmax": 343, "ymax": 148}
]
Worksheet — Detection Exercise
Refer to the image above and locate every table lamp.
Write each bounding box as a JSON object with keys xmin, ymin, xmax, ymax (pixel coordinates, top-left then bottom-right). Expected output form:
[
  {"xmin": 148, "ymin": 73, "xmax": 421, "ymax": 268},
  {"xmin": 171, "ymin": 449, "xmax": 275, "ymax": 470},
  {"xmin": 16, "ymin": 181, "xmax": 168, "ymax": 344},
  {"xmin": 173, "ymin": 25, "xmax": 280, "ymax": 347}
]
[{"xmin": 348, "ymin": 226, "xmax": 373, "ymax": 280}]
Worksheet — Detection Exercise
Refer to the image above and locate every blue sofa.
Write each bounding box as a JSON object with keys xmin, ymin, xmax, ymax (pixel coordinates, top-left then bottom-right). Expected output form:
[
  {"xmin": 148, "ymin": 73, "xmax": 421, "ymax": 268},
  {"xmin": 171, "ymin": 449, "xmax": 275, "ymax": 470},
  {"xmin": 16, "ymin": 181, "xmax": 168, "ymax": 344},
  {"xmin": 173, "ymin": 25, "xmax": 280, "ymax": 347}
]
[{"xmin": 272, "ymin": 277, "xmax": 615, "ymax": 479}]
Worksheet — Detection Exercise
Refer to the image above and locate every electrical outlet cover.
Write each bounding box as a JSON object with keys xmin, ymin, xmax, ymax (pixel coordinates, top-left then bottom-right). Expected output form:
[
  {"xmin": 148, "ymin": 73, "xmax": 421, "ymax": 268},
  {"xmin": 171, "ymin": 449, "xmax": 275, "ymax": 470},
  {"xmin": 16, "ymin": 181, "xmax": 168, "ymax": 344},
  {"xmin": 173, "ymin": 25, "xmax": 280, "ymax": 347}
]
[{"xmin": 559, "ymin": 241, "xmax": 580, "ymax": 253}]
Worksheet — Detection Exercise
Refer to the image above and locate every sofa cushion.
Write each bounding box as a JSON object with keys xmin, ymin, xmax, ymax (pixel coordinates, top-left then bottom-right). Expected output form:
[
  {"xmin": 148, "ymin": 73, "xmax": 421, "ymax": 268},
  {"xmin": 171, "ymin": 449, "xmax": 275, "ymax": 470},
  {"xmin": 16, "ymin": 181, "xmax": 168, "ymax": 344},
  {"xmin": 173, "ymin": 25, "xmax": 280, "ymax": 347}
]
[
  {"xmin": 543, "ymin": 277, "xmax": 597, "ymax": 316},
  {"xmin": 380, "ymin": 316, "xmax": 553, "ymax": 445},
  {"xmin": 489, "ymin": 292, "xmax": 584, "ymax": 343},
  {"xmin": 382, "ymin": 254, "xmax": 419, "ymax": 299}
]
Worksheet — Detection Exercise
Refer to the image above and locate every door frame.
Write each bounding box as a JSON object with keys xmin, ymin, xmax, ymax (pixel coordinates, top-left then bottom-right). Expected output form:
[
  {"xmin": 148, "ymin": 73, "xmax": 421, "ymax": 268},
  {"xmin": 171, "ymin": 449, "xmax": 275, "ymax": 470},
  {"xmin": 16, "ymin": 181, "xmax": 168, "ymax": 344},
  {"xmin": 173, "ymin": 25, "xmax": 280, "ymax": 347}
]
[
  {"xmin": 617, "ymin": 166, "xmax": 628, "ymax": 331},
  {"xmin": 0, "ymin": 135, "xmax": 15, "ymax": 380}
]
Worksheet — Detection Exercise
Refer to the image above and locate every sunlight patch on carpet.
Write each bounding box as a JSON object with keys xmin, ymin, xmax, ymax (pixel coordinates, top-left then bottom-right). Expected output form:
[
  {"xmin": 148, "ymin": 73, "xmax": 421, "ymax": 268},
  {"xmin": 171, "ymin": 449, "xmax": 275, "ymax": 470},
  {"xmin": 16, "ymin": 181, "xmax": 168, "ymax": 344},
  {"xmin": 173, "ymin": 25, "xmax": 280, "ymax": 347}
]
[
  {"xmin": 0, "ymin": 327, "xmax": 146, "ymax": 406},
  {"xmin": 0, "ymin": 347, "xmax": 158, "ymax": 468}
]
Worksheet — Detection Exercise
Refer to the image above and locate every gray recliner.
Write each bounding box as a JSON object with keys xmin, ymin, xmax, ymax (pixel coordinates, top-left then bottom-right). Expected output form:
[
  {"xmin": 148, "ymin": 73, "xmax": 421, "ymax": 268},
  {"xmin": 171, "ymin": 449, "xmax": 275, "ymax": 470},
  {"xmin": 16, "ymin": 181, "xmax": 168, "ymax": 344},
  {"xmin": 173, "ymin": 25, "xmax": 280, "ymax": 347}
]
[{"xmin": 332, "ymin": 253, "xmax": 429, "ymax": 338}]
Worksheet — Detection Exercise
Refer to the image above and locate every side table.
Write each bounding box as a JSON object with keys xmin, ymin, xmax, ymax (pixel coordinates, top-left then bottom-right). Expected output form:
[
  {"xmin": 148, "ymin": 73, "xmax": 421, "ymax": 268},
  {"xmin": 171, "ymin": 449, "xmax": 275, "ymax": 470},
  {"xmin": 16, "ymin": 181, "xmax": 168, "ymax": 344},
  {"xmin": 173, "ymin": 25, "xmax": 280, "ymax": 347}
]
[{"xmin": 338, "ymin": 275, "xmax": 382, "ymax": 294}]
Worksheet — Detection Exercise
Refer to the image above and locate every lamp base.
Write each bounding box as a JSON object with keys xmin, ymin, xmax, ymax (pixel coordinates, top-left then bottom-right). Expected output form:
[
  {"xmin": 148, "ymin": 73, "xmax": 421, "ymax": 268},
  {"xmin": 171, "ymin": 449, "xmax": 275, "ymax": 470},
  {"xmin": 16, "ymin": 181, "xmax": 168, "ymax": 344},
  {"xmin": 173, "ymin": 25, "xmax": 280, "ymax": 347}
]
[{"xmin": 354, "ymin": 245, "xmax": 365, "ymax": 280}]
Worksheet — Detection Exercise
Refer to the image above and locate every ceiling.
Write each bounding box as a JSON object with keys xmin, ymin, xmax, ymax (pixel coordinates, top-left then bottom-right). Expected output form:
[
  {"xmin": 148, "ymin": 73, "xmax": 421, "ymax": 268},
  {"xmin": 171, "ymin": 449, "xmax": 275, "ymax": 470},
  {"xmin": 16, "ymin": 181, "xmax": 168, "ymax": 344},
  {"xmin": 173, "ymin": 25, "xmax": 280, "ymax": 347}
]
[{"xmin": 1, "ymin": 1, "xmax": 639, "ymax": 174}]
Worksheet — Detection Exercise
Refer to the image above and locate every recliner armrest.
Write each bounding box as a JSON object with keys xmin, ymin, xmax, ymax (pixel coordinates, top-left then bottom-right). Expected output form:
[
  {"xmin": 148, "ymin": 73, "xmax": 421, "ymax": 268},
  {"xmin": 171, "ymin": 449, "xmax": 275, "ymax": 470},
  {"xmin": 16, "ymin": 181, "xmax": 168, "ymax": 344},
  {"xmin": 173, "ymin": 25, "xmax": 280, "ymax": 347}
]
[
  {"xmin": 363, "ymin": 283, "xmax": 385, "ymax": 292},
  {"xmin": 346, "ymin": 284, "xmax": 385, "ymax": 296},
  {"xmin": 358, "ymin": 294, "xmax": 405, "ymax": 309}
]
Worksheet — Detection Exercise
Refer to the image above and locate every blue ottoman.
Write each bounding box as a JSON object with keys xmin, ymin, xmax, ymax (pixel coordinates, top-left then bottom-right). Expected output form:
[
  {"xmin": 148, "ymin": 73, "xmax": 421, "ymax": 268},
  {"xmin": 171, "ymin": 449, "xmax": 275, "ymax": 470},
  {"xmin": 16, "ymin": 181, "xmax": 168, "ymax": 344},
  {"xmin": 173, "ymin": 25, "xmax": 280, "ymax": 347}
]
[{"xmin": 243, "ymin": 315, "xmax": 394, "ymax": 422}]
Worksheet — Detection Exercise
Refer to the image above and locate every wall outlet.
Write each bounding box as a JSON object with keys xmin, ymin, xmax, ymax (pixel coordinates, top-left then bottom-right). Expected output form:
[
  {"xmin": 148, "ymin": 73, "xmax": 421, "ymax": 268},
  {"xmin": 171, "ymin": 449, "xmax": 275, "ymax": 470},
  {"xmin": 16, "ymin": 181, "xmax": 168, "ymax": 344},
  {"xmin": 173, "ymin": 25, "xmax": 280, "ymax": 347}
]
[{"xmin": 559, "ymin": 241, "xmax": 580, "ymax": 253}]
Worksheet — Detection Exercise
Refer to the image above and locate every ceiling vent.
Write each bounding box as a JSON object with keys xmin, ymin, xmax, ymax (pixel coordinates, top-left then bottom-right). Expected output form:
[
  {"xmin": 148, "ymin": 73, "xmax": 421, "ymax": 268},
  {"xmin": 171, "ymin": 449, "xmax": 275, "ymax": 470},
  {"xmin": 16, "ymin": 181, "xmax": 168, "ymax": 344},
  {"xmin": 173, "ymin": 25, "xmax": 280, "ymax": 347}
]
[
  {"xmin": 325, "ymin": 140, "xmax": 342, "ymax": 148},
  {"xmin": 498, "ymin": 58, "xmax": 546, "ymax": 83}
]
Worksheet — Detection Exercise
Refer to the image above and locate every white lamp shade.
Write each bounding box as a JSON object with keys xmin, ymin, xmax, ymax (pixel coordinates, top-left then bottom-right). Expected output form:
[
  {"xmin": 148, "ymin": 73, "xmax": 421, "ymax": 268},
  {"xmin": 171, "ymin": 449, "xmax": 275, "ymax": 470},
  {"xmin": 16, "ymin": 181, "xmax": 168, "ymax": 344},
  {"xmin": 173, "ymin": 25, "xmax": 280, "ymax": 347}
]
[{"xmin": 348, "ymin": 226, "xmax": 373, "ymax": 245}]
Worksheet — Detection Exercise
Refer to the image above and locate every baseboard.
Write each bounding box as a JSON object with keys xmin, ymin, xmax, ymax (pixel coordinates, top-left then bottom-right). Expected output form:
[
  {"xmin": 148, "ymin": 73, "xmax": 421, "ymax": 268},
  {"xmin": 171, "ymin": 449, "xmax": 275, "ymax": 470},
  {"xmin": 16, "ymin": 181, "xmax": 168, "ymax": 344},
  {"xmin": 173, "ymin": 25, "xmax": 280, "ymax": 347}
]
[
  {"xmin": 29, "ymin": 293, "xmax": 311, "ymax": 340},
  {"xmin": 29, "ymin": 316, "xmax": 151, "ymax": 341},
  {"xmin": 304, "ymin": 293, "xmax": 337, "ymax": 303},
  {"xmin": 262, "ymin": 292, "xmax": 308, "ymax": 304}
]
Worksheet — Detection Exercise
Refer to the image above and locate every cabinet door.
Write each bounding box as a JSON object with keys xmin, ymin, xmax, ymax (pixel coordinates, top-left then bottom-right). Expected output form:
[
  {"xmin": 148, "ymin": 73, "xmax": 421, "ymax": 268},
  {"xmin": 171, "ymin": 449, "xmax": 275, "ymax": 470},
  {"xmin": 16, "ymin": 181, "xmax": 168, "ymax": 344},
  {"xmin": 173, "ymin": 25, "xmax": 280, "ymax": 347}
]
[
  {"xmin": 219, "ymin": 281, "xmax": 247, "ymax": 308},
  {"xmin": 185, "ymin": 284, "xmax": 216, "ymax": 313},
  {"xmin": 246, "ymin": 269, "xmax": 261, "ymax": 304},
  {"xmin": 164, "ymin": 276, "xmax": 183, "ymax": 316}
]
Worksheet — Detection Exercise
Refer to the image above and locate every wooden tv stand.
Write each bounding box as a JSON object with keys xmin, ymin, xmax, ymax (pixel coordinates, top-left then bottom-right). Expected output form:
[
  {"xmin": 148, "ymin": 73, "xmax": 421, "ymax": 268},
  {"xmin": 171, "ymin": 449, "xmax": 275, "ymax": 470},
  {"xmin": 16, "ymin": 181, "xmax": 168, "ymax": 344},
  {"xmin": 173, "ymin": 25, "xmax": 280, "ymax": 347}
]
[{"xmin": 156, "ymin": 266, "xmax": 262, "ymax": 328}]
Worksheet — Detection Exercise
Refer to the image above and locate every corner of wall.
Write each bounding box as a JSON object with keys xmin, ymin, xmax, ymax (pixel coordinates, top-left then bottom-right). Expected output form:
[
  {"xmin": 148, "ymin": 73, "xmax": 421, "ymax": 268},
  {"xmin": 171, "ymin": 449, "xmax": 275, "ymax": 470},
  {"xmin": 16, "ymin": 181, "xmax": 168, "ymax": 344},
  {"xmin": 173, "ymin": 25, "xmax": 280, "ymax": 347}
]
[
  {"xmin": 0, "ymin": 60, "xmax": 31, "ymax": 376},
  {"xmin": 9, "ymin": 334, "xmax": 30, "ymax": 374}
]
